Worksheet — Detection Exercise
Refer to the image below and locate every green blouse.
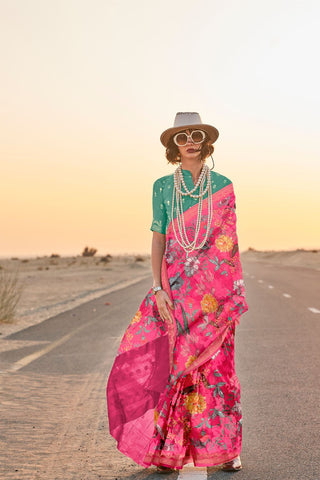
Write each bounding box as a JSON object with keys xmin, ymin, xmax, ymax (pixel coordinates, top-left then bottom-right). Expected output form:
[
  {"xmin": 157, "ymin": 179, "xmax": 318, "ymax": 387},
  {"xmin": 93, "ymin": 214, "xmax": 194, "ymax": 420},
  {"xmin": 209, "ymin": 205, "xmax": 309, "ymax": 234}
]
[{"xmin": 150, "ymin": 168, "xmax": 232, "ymax": 235}]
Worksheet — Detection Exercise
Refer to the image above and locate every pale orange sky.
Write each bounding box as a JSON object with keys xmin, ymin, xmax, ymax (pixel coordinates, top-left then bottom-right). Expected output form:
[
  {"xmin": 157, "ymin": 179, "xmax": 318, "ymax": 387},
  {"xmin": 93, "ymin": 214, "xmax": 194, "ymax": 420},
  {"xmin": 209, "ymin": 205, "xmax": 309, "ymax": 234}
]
[{"xmin": 1, "ymin": 0, "xmax": 319, "ymax": 257}]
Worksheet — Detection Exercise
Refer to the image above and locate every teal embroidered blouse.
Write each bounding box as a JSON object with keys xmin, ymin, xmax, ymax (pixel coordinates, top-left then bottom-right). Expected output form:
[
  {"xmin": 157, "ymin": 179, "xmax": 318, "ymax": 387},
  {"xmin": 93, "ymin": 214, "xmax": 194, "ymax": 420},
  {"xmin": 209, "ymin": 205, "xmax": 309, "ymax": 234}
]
[{"xmin": 150, "ymin": 168, "xmax": 232, "ymax": 235}]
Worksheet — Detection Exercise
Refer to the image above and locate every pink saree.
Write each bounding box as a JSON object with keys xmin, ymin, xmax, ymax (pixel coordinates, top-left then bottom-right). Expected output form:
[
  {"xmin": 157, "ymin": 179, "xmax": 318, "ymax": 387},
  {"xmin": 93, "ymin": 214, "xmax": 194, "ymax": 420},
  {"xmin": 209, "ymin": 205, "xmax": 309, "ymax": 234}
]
[{"xmin": 106, "ymin": 183, "xmax": 248, "ymax": 469}]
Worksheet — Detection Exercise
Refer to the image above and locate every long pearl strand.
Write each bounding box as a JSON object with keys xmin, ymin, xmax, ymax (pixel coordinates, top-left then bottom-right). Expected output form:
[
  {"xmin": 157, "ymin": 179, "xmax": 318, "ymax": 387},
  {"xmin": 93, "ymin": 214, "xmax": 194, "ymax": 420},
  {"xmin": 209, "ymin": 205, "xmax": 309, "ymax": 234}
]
[{"xmin": 171, "ymin": 164, "xmax": 213, "ymax": 254}]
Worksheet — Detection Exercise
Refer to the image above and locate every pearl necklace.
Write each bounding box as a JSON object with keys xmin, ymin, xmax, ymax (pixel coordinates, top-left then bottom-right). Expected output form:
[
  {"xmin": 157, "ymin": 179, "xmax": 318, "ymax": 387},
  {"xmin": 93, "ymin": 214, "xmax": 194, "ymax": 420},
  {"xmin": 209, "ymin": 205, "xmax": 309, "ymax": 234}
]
[
  {"xmin": 171, "ymin": 164, "xmax": 213, "ymax": 254},
  {"xmin": 174, "ymin": 165, "xmax": 209, "ymax": 198}
]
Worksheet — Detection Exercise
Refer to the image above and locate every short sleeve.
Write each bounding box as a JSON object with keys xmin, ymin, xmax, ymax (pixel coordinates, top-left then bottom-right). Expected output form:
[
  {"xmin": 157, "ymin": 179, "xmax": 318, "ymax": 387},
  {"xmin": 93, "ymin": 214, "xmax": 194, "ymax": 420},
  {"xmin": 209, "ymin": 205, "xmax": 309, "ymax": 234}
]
[{"xmin": 150, "ymin": 179, "xmax": 167, "ymax": 234}]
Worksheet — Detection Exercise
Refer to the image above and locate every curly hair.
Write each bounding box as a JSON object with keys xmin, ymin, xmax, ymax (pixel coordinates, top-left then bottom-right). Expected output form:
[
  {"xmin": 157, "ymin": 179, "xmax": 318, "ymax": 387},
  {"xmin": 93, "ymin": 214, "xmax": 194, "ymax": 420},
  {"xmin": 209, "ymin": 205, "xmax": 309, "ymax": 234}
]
[{"xmin": 165, "ymin": 133, "xmax": 214, "ymax": 165}]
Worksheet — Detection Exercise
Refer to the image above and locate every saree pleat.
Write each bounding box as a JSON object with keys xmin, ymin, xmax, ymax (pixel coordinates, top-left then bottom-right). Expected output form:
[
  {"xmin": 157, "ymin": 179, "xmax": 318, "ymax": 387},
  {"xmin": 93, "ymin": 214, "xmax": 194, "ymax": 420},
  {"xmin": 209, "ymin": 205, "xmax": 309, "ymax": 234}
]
[{"xmin": 106, "ymin": 183, "xmax": 248, "ymax": 469}]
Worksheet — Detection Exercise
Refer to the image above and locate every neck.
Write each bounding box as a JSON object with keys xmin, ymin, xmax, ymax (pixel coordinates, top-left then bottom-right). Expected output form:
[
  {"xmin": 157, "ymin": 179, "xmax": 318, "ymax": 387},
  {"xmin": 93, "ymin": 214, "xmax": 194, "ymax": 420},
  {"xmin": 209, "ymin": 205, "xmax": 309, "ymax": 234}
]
[{"xmin": 180, "ymin": 159, "xmax": 204, "ymax": 183}]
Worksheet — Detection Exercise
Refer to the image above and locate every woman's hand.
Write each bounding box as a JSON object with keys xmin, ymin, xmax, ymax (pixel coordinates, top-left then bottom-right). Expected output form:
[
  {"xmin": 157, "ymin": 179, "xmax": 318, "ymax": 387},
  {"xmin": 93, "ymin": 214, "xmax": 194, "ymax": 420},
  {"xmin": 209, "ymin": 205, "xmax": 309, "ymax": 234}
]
[
  {"xmin": 155, "ymin": 290, "xmax": 174, "ymax": 323},
  {"xmin": 151, "ymin": 232, "xmax": 174, "ymax": 322}
]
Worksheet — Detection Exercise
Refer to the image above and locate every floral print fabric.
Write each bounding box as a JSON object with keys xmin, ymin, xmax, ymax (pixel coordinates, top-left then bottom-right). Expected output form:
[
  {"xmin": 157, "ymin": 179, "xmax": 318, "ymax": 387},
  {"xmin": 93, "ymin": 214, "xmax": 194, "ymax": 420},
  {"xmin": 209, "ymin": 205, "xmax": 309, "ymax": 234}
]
[{"xmin": 107, "ymin": 183, "xmax": 248, "ymax": 469}]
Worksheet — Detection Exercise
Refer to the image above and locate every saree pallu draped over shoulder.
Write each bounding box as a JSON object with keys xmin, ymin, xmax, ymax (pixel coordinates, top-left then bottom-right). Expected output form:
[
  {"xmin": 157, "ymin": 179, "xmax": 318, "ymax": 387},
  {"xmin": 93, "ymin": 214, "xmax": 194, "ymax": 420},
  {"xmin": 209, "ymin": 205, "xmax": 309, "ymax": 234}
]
[{"xmin": 106, "ymin": 183, "xmax": 248, "ymax": 469}]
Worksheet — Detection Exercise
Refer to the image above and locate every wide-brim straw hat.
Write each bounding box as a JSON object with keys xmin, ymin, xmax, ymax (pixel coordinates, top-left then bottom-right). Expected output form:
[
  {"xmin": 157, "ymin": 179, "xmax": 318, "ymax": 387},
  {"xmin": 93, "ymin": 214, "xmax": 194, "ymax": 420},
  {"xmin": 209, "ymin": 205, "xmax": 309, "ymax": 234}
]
[{"xmin": 160, "ymin": 112, "xmax": 219, "ymax": 147}]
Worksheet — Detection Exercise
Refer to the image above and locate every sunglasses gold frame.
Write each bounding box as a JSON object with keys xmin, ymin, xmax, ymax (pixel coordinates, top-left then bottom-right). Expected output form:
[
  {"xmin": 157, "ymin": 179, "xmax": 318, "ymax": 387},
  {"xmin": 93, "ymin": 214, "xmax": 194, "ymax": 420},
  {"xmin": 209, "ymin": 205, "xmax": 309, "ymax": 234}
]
[{"xmin": 173, "ymin": 129, "xmax": 206, "ymax": 147}]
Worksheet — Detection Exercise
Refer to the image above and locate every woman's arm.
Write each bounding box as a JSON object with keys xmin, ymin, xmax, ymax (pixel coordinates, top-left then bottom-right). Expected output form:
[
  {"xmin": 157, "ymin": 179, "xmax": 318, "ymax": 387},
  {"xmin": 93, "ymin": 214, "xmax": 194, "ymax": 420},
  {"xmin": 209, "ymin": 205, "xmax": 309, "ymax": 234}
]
[
  {"xmin": 151, "ymin": 231, "xmax": 174, "ymax": 322},
  {"xmin": 151, "ymin": 231, "xmax": 166, "ymax": 287}
]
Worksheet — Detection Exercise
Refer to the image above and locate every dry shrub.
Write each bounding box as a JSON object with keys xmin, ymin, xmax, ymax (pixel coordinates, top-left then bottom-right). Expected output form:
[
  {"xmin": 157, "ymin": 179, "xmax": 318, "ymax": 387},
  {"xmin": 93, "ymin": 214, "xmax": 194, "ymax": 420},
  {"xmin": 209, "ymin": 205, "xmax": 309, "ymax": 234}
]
[
  {"xmin": 100, "ymin": 254, "xmax": 112, "ymax": 263},
  {"xmin": 82, "ymin": 246, "xmax": 97, "ymax": 257},
  {"xmin": 0, "ymin": 270, "xmax": 23, "ymax": 323},
  {"xmin": 50, "ymin": 253, "xmax": 60, "ymax": 258},
  {"xmin": 135, "ymin": 255, "xmax": 145, "ymax": 262}
]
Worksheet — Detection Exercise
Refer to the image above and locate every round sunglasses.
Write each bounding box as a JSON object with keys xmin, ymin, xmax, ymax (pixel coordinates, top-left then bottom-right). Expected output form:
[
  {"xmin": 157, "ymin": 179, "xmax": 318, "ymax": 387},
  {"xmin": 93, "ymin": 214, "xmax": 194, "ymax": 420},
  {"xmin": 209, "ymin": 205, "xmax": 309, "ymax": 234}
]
[{"xmin": 173, "ymin": 129, "xmax": 206, "ymax": 147}]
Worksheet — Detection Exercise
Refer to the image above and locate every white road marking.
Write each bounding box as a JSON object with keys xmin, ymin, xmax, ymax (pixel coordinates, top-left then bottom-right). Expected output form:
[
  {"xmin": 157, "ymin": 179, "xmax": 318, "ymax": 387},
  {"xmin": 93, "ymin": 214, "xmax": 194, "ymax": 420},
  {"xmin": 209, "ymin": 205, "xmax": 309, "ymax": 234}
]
[
  {"xmin": 98, "ymin": 273, "xmax": 151, "ymax": 296},
  {"xmin": 258, "ymin": 279, "xmax": 264, "ymax": 283},
  {"xmin": 268, "ymin": 285, "xmax": 274, "ymax": 289},
  {"xmin": 283, "ymin": 293, "xmax": 292, "ymax": 298},
  {"xmin": 250, "ymin": 275, "xmax": 255, "ymax": 279},
  {"xmin": 178, "ymin": 465, "xmax": 207, "ymax": 479},
  {"xmin": 308, "ymin": 307, "xmax": 320, "ymax": 314},
  {"xmin": 7, "ymin": 321, "xmax": 91, "ymax": 372}
]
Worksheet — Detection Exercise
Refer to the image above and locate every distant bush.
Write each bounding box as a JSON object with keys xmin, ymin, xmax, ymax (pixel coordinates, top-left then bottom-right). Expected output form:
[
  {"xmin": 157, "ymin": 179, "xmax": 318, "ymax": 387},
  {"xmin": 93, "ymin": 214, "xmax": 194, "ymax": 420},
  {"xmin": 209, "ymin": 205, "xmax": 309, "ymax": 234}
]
[
  {"xmin": 82, "ymin": 246, "xmax": 97, "ymax": 257},
  {"xmin": 135, "ymin": 255, "xmax": 145, "ymax": 262},
  {"xmin": 0, "ymin": 270, "xmax": 23, "ymax": 323},
  {"xmin": 100, "ymin": 254, "xmax": 112, "ymax": 263},
  {"xmin": 50, "ymin": 253, "xmax": 60, "ymax": 258}
]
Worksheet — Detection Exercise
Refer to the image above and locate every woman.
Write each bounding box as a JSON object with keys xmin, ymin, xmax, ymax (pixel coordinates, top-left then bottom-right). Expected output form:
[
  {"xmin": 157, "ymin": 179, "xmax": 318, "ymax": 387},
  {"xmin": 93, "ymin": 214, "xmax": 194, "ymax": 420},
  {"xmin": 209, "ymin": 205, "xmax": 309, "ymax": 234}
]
[{"xmin": 107, "ymin": 112, "xmax": 248, "ymax": 473}]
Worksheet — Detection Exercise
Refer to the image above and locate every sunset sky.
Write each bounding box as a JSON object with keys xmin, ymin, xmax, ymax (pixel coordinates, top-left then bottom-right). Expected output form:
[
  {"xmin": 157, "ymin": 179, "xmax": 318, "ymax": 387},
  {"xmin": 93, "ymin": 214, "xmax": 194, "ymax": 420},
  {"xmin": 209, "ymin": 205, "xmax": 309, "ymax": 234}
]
[{"xmin": 1, "ymin": 0, "xmax": 319, "ymax": 257}]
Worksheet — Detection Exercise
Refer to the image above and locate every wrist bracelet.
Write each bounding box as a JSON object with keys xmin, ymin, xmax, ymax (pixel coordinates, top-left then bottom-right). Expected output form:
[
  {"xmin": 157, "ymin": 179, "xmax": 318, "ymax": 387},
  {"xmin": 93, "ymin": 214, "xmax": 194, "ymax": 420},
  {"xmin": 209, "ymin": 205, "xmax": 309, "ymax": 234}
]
[{"xmin": 152, "ymin": 286, "xmax": 162, "ymax": 295}]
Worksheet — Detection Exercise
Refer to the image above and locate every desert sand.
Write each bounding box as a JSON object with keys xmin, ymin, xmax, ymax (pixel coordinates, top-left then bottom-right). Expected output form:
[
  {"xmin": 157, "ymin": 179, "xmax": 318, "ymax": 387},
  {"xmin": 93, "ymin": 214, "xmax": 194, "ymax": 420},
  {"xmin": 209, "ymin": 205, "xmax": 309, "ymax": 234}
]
[
  {"xmin": 0, "ymin": 254, "xmax": 152, "ymax": 348},
  {"xmin": 241, "ymin": 248, "xmax": 320, "ymax": 270},
  {"xmin": 0, "ymin": 249, "xmax": 319, "ymax": 349}
]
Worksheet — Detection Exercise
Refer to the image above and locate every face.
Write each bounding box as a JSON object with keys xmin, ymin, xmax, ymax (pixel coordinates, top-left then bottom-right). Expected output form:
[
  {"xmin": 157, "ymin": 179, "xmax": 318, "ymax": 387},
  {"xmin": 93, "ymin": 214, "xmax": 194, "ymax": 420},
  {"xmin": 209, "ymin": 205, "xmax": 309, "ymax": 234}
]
[{"xmin": 174, "ymin": 129, "xmax": 206, "ymax": 160}]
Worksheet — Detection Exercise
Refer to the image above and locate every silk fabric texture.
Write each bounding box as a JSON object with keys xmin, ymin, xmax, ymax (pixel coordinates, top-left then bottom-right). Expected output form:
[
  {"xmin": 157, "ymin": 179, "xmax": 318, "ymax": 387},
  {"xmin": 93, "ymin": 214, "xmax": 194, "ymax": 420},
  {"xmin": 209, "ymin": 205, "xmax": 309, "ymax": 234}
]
[{"xmin": 106, "ymin": 179, "xmax": 248, "ymax": 469}]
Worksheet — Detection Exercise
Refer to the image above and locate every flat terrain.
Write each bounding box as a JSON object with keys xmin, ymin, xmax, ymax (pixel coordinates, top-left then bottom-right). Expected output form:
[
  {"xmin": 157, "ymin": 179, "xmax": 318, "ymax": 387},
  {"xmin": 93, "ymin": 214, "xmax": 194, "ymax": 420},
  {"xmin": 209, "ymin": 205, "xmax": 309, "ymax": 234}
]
[
  {"xmin": 0, "ymin": 255, "xmax": 151, "ymax": 339},
  {"xmin": 0, "ymin": 252, "xmax": 319, "ymax": 479}
]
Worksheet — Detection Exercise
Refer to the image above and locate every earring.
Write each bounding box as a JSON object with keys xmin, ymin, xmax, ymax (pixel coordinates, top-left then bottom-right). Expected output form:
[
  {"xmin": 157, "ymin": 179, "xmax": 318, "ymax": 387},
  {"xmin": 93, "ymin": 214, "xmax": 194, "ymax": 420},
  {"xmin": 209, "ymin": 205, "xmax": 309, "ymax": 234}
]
[{"xmin": 210, "ymin": 154, "xmax": 215, "ymax": 170}]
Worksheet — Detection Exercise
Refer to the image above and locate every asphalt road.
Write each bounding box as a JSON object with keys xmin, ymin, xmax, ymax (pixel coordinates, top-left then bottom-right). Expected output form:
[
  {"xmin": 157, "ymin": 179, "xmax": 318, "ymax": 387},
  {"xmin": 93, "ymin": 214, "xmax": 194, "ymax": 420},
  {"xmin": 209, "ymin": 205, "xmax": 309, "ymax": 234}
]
[{"xmin": 0, "ymin": 260, "xmax": 319, "ymax": 480}]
